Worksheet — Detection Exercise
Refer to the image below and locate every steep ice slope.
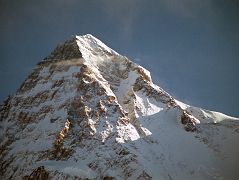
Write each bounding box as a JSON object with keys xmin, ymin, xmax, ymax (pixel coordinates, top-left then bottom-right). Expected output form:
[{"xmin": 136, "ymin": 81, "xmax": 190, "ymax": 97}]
[{"xmin": 0, "ymin": 34, "xmax": 239, "ymax": 179}]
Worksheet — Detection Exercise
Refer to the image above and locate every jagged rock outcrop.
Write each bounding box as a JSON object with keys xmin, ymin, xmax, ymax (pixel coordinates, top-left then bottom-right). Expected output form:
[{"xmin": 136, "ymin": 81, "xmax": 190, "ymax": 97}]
[{"xmin": 0, "ymin": 34, "xmax": 239, "ymax": 179}]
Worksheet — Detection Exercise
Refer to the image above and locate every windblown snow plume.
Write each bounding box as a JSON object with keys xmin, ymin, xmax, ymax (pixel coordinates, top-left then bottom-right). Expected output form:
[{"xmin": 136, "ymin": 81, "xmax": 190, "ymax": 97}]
[{"xmin": 1, "ymin": 34, "xmax": 239, "ymax": 179}]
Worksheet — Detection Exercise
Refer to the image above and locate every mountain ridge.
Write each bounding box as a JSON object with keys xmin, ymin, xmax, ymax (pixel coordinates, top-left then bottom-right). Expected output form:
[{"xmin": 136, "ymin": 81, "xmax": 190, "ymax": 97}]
[{"xmin": 0, "ymin": 34, "xmax": 239, "ymax": 179}]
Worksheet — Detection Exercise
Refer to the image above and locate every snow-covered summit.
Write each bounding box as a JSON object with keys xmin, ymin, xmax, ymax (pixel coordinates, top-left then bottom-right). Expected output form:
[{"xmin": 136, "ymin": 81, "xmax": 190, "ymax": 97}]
[
  {"xmin": 1, "ymin": 34, "xmax": 239, "ymax": 179},
  {"xmin": 76, "ymin": 34, "xmax": 119, "ymax": 58}
]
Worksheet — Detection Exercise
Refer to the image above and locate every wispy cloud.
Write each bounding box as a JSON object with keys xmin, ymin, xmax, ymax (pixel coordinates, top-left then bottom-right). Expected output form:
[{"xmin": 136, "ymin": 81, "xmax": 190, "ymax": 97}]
[
  {"xmin": 101, "ymin": 0, "xmax": 142, "ymax": 39},
  {"xmin": 160, "ymin": 0, "xmax": 213, "ymax": 18}
]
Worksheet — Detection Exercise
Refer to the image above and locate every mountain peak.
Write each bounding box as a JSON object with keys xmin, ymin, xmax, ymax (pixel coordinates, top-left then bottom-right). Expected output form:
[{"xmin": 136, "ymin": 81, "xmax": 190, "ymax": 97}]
[
  {"xmin": 1, "ymin": 34, "xmax": 239, "ymax": 179},
  {"xmin": 43, "ymin": 34, "xmax": 119, "ymax": 62}
]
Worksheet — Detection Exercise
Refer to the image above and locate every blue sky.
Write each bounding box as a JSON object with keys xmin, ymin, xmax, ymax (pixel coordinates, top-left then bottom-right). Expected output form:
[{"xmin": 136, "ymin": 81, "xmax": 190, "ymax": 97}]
[{"xmin": 0, "ymin": 0, "xmax": 239, "ymax": 117}]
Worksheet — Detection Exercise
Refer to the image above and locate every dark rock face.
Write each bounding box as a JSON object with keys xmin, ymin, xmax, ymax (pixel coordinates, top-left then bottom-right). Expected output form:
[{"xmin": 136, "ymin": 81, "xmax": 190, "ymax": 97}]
[
  {"xmin": 44, "ymin": 37, "xmax": 82, "ymax": 61},
  {"xmin": 181, "ymin": 111, "xmax": 197, "ymax": 132},
  {"xmin": 23, "ymin": 166, "xmax": 50, "ymax": 180}
]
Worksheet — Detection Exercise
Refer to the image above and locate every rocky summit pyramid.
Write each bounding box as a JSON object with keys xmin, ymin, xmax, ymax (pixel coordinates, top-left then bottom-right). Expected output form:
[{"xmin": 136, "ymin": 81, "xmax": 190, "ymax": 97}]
[{"xmin": 1, "ymin": 34, "xmax": 239, "ymax": 180}]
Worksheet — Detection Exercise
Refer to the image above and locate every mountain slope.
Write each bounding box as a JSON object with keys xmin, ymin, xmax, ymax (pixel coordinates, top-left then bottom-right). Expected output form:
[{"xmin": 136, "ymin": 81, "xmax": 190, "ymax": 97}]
[{"xmin": 0, "ymin": 34, "xmax": 239, "ymax": 179}]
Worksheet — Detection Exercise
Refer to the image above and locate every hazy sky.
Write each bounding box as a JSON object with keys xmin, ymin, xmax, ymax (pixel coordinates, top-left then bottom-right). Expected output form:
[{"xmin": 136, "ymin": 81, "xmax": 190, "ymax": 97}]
[{"xmin": 0, "ymin": 0, "xmax": 239, "ymax": 117}]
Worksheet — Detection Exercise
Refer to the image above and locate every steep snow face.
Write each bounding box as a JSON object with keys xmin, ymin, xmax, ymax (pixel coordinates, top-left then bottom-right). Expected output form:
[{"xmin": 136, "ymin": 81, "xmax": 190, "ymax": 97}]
[
  {"xmin": 75, "ymin": 34, "xmax": 119, "ymax": 67},
  {"xmin": 1, "ymin": 34, "xmax": 239, "ymax": 180}
]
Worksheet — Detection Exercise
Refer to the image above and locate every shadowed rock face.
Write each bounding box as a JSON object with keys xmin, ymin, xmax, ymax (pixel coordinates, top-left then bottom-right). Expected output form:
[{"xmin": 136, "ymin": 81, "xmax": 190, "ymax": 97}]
[{"xmin": 44, "ymin": 37, "xmax": 82, "ymax": 61}]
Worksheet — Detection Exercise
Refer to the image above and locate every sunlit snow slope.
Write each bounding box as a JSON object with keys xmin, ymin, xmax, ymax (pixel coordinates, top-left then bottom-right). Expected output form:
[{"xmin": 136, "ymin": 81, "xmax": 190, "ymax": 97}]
[{"xmin": 0, "ymin": 34, "xmax": 239, "ymax": 180}]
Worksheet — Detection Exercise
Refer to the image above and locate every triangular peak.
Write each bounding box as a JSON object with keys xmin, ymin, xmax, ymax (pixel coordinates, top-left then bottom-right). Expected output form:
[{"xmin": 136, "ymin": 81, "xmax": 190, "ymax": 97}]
[{"xmin": 42, "ymin": 34, "xmax": 119, "ymax": 62}]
